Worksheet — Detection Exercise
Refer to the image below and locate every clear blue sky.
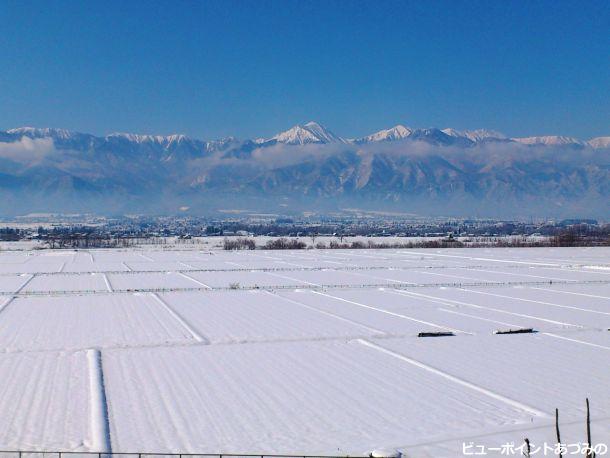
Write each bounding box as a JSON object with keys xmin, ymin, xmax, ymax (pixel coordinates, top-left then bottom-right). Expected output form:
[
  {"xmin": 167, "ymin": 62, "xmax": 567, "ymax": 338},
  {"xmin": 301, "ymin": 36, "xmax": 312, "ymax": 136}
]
[{"xmin": 1, "ymin": 0, "xmax": 609, "ymax": 140}]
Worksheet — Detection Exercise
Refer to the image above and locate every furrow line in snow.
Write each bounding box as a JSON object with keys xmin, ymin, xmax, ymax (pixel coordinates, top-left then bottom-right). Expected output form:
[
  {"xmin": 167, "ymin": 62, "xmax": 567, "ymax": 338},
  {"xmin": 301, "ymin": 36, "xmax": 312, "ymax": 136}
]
[
  {"xmin": 0, "ymin": 296, "xmax": 16, "ymax": 315},
  {"xmin": 403, "ymin": 251, "xmax": 562, "ymax": 267},
  {"xmin": 264, "ymin": 271, "xmax": 320, "ymax": 286},
  {"xmin": 311, "ymin": 290, "xmax": 472, "ymax": 335},
  {"xmin": 529, "ymin": 286, "xmax": 610, "ymax": 300},
  {"xmin": 177, "ymin": 271, "xmax": 212, "ymax": 289},
  {"xmin": 391, "ymin": 288, "xmax": 583, "ymax": 328},
  {"xmin": 412, "ymin": 269, "xmax": 477, "ymax": 282},
  {"xmin": 150, "ymin": 292, "xmax": 209, "ymax": 344},
  {"xmin": 460, "ymin": 266, "xmax": 566, "ymax": 282},
  {"xmin": 102, "ymin": 273, "xmax": 113, "ymax": 292},
  {"xmin": 357, "ymin": 338, "xmax": 550, "ymax": 419},
  {"xmin": 438, "ymin": 308, "xmax": 521, "ymax": 328},
  {"xmin": 14, "ymin": 274, "xmax": 35, "ymax": 293},
  {"xmin": 264, "ymin": 290, "xmax": 388, "ymax": 335},
  {"xmin": 460, "ymin": 287, "xmax": 610, "ymax": 316},
  {"xmin": 542, "ymin": 332, "xmax": 610, "ymax": 351},
  {"xmin": 335, "ymin": 267, "xmax": 418, "ymax": 285}
]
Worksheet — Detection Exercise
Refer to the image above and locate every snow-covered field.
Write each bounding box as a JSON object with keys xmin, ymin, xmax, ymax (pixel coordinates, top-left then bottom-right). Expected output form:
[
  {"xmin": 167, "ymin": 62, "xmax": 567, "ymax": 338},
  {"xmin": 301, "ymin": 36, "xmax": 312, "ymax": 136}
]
[{"xmin": 0, "ymin": 246, "xmax": 609, "ymax": 457}]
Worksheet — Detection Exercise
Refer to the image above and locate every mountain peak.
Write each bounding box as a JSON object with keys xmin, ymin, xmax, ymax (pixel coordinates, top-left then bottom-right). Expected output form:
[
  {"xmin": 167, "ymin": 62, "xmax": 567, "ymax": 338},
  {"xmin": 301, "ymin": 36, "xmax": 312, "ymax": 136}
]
[
  {"xmin": 357, "ymin": 125, "xmax": 412, "ymax": 143},
  {"xmin": 441, "ymin": 128, "xmax": 462, "ymax": 137},
  {"xmin": 303, "ymin": 121, "xmax": 323, "ymax": 128},
  {"xmin": 271, "ymin": 121, "xmax": 344, "ymax": 145}
]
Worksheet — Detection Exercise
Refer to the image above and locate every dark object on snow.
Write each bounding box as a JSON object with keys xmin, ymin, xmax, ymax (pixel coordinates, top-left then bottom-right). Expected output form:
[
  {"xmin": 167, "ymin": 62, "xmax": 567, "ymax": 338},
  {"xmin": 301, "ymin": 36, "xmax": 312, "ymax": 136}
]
[
  {"xmin": 369, "ymin": 449, "xmax": 402, "ymax": 458},
  {"xmin": 417, "ymin": 331, "xmax": 455, "ymax": 337},
  {"xmin": 556, "ymin": 408, "xmax": 562, "ymax": 458},
  {"xmin": 495, "ymin": 328, "xmax": 536, "ymax": 335},
  {"xmin": 523, "ymin": 438, "xmax": 531, "ymax": 457},
  {"xmin": 586, "ymin": 398, "xmax": 594, "ymax": 458}
]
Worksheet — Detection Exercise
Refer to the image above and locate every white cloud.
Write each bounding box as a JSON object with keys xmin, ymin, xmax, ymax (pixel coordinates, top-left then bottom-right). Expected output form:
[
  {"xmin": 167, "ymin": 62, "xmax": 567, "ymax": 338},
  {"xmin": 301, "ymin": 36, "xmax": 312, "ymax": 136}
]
[{"xmin": 0, "ymin": 136, "xmax": 55, "ymax": 163}]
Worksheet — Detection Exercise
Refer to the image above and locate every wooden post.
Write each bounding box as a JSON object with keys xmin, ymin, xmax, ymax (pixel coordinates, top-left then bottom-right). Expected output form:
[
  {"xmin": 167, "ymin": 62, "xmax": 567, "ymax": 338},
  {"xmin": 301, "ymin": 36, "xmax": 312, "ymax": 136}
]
[
  {"xmin": 556, "ymin": 408, "xmax": 562, "ymax": 458},
  {"xmin": 586, "ymin": 398, "xmax": 593, "ymax": 458}
]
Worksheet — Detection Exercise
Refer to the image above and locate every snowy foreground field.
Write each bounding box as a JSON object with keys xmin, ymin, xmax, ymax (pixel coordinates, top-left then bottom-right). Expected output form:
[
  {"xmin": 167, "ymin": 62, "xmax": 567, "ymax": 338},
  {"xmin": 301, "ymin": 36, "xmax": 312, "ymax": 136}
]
[{"xmin": 0, "ymin": 246, "xmax": 609, "ymax": 457}]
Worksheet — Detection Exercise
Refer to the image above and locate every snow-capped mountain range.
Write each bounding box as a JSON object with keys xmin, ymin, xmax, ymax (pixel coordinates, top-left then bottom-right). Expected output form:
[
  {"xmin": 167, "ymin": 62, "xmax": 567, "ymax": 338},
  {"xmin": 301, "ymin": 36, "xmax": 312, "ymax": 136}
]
[
  {"xmin": 5, "ymin": 122, "xmax": 609, "ymax": 148},
  {"xmin": 261, "ymin": 121, "xmax": 607, "ymax": 147},
  {"xmin": 0, "ymin": 122, "xmax": 608, "ymax": 217},
  {"xmin": 269, "ymin": 121, "xmax": 608, "ymax": 147}
]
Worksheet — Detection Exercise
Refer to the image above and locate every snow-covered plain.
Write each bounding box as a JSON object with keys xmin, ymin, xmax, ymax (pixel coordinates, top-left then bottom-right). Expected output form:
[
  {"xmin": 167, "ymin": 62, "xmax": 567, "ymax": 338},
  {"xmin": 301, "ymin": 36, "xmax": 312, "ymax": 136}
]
[{"xmin": 0, "ymin": 246, "xmax": 609, "ymax": 457}]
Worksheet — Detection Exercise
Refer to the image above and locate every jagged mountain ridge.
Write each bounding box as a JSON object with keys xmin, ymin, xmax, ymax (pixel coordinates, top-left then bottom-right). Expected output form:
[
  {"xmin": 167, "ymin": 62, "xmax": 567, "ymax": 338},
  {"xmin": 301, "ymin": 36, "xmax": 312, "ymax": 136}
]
[
  {"xmin": 4, "ymin": 122, "xmax": 609, "ymax": 148},
  {"xmin": 0, "ymin": 122, "xmax": 608, "ymax": 217}
]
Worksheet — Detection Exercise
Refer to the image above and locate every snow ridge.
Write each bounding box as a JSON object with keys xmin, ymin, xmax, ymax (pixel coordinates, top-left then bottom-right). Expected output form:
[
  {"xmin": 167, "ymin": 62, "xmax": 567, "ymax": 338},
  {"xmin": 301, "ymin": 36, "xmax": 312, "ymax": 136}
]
[{"xmin": 86, "ymin": 348, "xmax": 112, "ymax": 453}]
